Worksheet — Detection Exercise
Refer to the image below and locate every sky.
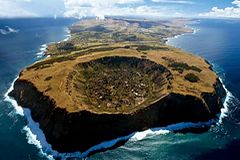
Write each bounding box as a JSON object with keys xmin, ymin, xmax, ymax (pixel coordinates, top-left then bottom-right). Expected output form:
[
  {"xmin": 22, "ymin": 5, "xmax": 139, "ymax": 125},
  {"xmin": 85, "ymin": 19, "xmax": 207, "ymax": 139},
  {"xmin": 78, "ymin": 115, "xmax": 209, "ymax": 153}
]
[{"xmin": 0, "ymin": 0, "xmax": 240, "ymax": 19}]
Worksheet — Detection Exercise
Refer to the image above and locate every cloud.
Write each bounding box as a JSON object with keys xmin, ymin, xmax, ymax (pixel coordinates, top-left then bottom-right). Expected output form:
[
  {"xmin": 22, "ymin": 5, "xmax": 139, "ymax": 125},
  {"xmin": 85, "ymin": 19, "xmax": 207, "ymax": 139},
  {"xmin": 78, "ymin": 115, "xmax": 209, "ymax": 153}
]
[
  {"xmin": 63, "ymin": 0, "xmax": 183, "ymax": 19},
  {"xmin": 117, "ymin": 0, "xmax": 144, "ymax": 4},
  {"xmin": 0, "ymin": 0, "xmax": 37, "ymax": 18},
  {"xmin": 233, "ymin": 0, "xmax": 240, "ymax": 6},
  {"xmin": 152, "ymin": 0, "xmax": 194, "ymax": 4},
  {"xmin": 199, "ymin": 0, "xmax": 240, "ymax": 18}
]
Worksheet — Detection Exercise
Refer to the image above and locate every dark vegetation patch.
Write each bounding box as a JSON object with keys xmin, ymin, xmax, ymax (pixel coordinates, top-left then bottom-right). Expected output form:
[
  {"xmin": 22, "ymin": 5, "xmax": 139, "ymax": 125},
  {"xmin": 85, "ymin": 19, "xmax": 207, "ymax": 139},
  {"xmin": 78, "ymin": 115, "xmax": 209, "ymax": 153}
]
[
  {"xmin": 76, "ymin": 44, "xmax": 109, "ymax": 51},
  {"xmin": 65, "ymin": 31, "xmax": 143, "ymax": 44},
  {"xmin": 57, "ymin": 42, "xmax": 76, "ymax": 52},
  {"xmin": 87, "ymin": 25, "xmax": 109, "ymax": 32},
  {"xmin": 44, "ymin": 76, "xmax": 52, "ymax": 81},
  {"xmin": 124, "ymin": 19, "xmax": 157, "ymax": 28},
  {"xmin": 73, "ymin": 45, "xmax": 169, "ymax": 58},
  {"xmin": 27, "ymin": 56, "xmax": 75, "ymax": 70},
  {"xmin": 74, "ymin": 46, "xmax": 122, "ymax": 56},
  {"xmin": 162, "ymin": 57, "xmax": 202, "ymax": 73},
  {"xmin": 28, "ymin": 64, "xmax": 52, "ymax": 71},
  {"xmin": 70, "ymin": 25, "xmax": 110, "ymax": 33},
  {"xmin": 135, "ymin": 45, "xmax": 169, "ymax": 52},
  {"xmin": 112, "ymin": 32, "xmax": 139, "ymax": 42},
  {"xmin": 45, "ymin": 85, "xmax": 52, "ymax": 92},
  {"xmin": 184, "ymin": 73, "xmax": 200, "ymax": 83}
]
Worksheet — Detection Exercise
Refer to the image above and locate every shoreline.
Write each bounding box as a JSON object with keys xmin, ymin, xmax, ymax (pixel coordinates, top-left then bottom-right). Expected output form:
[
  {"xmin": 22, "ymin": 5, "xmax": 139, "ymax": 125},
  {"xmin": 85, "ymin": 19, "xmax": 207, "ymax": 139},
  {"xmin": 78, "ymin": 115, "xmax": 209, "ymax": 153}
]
[
  {"xmin": 36, "ymin": 44, "xmax": 48, "ymax": 59},
  {"xmin": 165, "ymin": 24, "xmax": 200, "ymax": 44},
  {"xmin": 37, "ymin": 27, "xmax": 71, "ymax": 59},
  {"xmin": 3, "ymin": 21, "xmax": 232, "ymax": 159}
]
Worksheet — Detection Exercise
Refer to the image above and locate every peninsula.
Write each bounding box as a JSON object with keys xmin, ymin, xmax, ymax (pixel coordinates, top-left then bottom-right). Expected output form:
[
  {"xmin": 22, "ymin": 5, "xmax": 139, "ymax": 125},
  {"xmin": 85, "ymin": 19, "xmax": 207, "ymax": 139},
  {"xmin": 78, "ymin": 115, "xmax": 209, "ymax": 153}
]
[{"xmin": 9, "ymin": 18, "xmax": 226, "ymax": 154}]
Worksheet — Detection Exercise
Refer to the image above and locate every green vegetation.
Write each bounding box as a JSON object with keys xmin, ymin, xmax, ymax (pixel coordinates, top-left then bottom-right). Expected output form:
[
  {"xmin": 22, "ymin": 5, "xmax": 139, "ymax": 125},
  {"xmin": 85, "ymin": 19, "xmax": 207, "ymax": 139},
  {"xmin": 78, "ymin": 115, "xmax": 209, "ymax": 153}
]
[
  {"xmin": 44, "ymin": 85, "xmax": 52, "ymax": 92},
  {"xmin": 184, "ymin": 73, "xmax": 200, "ymax": 83},
  {"xmin": 162, "ymin": 57, "xmax": 202, "ymax": 73},
  {"xmin": 27, "ymin": 56, "xmax": 75, "ymax": 70},
  {"xmin": 135, "ymin": 45, "xmax": 169, "ymax": 52},
  {"xmin": 44, "ymin": 76, "xmax": 52, "ymax": 81},
  {"xmin": 70, "ymin": 56, "xmax": 171, "ymax": 112}
]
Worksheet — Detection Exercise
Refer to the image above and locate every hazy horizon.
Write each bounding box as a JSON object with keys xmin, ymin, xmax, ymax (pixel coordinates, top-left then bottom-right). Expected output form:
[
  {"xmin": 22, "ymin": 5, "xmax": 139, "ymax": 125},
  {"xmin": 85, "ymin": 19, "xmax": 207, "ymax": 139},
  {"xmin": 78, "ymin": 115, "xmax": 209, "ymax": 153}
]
[{"xmin": 1, "ymin": 0, "xmax": 240, "ymax": 20}]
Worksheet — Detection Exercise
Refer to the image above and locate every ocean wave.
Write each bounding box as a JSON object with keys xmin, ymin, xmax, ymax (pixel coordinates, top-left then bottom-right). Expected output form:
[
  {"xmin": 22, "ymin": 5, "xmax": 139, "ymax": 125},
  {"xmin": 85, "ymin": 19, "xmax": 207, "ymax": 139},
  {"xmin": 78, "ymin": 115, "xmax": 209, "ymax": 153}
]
[
  {"xmin": 166, "ymin": 25, "xmax": 199, "ymax": 44},
  {"xmin": 36, "ymin": 44, "xmax": 48, "ymax": 59},
  {"xmin": 3, "ymin": 77, "xmax": 24, "ymax": 116},
  {"xmin": 22, "ymin": 109, "xmax": 55, "ymax": 160},
  {"xmin": 36, "ymin": 27, "xmax": 71, "ymax": 59},
  {"xmin": 218, "ymin": 78, "xmax": 230, "ymax": 123},
  {"xmin": 130, "ymin": 120, "xmax": 217, "ymax": 142},
  {"xmin": 61, "ymin": 27, "xmax": 71, "ymax": 42},
  {"xmin": 218, "ymin": 78, "xmax": 240, "ymax": 124},
  {"xmin": 0, "ymin": 26, "xmax": 19, "ymax": 35}
]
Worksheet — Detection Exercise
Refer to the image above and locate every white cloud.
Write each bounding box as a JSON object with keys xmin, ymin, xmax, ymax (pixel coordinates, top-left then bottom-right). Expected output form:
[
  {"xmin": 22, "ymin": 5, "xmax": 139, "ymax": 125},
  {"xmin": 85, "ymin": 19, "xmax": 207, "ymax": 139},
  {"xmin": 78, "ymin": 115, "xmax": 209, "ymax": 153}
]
[
  {"xmin": 199, "ymin": 0, "xmax": 240, "ymax": 18},
  {"xmin": 152, "ymin": 0, "xmax": 194, "ymax": 4},
  {"xmin": 0, "ymin": 0, "xmax": 37, "ymax": 18},
  {"xmin": 117, "ymin": 0, "xmax": 144, "ymax": 4},
  {"xmin": 232, "ymin": 0, "xmax": 240, "ymax": 7},
  {"xmin": 63, "ymin": 0, "xmax": 183, "ymax": 19}
]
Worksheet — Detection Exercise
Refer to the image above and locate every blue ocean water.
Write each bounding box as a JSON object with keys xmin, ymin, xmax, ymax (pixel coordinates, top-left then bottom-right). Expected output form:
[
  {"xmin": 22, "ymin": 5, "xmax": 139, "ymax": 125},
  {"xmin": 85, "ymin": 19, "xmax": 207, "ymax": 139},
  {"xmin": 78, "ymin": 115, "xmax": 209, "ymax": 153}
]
[
  {"xmin": 0, "ymin": 18, "xmax": 240, "ymax": 160},
  {"xmin": 0, "ymin": 18, "xmax": 75, "ymax": 160}
]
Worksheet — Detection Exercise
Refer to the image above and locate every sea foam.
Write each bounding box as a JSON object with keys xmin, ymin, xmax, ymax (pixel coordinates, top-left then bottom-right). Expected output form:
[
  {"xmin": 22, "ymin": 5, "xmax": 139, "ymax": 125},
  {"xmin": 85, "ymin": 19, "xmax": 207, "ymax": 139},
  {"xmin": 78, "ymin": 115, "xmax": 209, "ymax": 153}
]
[
  {"xmin": 0, "ymin": 26, "xmax": 19, "ymax": 35},
  {"xmin": 60, "ymin": 27, "xmax": 71, "ymax": 42},
  {"xmin": 165, "ymin": 24, "xmax": 200, "ymax": 44},
  {"xmin": 218, "ymin": 78, "xmax": 240, "ymax": 124},
  {"xmin": 36, "ymin": 27, "xmax": 71, "ymax": 59},
  {"xmin": 4, "ymin": 77, "xmax": 24, "ymax": 116},
  {"xmin": 36, "ymin": 44, "xmax": 49, "ymax": 59}
]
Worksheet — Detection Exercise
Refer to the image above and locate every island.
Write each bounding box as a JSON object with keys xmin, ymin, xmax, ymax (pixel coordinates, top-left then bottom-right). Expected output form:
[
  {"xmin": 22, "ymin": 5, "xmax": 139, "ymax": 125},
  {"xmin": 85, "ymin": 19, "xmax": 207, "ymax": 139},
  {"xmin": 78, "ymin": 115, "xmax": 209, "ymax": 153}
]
[{"xmin": 9, "ymin": 18, "xmax": 226, "ymax": 155}]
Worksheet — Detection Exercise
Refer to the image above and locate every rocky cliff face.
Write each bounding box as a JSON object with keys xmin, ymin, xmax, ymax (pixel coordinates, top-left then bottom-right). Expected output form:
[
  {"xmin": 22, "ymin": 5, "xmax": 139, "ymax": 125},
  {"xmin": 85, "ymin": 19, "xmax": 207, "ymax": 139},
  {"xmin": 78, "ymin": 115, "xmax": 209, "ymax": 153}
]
[{"xmin": 9, "ymin": 77, "xmax": 225, "ymax": 154}]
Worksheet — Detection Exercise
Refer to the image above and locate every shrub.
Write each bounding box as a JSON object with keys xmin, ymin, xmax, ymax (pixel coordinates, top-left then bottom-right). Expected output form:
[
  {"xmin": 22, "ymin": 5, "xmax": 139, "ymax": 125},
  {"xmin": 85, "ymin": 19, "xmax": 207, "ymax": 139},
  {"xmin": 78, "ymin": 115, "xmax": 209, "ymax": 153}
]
[
  {"xmin": 184, "ymin": 73, "xmax": 200, "ymax": 83},
  {"xmin": 44, "ymin": 76, "xmax": 52, "ymax": 81}
]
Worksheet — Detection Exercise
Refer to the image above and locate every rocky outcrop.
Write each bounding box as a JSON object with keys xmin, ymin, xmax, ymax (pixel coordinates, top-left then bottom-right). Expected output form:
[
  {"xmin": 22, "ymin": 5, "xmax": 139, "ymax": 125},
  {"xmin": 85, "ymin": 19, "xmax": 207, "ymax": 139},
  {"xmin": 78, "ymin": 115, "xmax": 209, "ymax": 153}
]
[{"xmin": 9, "ymin": 77, "xmax": 225, "ymax": 154}]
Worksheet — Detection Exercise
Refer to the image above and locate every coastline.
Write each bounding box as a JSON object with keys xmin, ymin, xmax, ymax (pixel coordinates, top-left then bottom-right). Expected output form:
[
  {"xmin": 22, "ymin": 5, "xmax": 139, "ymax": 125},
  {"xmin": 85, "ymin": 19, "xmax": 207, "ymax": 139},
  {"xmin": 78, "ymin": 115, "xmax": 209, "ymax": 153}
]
[
  {"xmin": 3, "ymin": 20, "xmax": 233, "ymax": 159},
  {"xmin": 36, "ymin": 44, "xmax": 48, "ymax": 59},
  {"xmin": 3, "ymin": 27, "xmax": 73, "ymax": 159},
  {"xmin": 36, "ymin": 27, "xmax": 71, "ymax": 59},
  {"xmin": 165, "ymin": 24, "xmax": 200, "ymax": 44}
]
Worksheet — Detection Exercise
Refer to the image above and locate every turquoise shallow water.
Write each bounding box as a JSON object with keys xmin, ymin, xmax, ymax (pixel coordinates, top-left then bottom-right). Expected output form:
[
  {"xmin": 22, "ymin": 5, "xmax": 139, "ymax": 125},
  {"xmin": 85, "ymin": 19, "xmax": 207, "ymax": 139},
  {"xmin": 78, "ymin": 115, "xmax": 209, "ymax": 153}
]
[{"xmin": 0, "ymin": 18, "xmax": 240, "ymax": 160}]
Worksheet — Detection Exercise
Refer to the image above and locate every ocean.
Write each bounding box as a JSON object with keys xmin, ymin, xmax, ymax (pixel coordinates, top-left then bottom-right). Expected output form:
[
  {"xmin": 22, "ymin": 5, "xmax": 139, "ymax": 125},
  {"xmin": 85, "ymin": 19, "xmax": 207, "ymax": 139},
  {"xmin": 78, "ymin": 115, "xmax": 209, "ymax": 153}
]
[{"xmin": 0, "ymin": 18, "xmax": 240, "ymax": 160}]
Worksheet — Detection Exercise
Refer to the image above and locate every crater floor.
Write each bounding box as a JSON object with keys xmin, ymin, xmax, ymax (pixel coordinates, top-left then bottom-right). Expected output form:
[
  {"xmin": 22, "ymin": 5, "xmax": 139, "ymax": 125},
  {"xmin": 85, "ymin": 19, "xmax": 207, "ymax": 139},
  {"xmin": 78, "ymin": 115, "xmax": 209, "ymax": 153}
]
[{"xmin": 69, "ymin": 56, "xmax": 172, "ymax": 112}]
